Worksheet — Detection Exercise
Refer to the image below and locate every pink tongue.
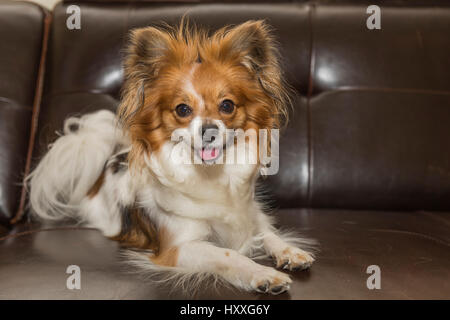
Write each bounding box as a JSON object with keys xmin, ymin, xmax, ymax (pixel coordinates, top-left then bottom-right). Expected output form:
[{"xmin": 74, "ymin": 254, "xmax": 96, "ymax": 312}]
[{"xmin": 201, "ymin": 148, "xmax": 219, "ymax": 161}]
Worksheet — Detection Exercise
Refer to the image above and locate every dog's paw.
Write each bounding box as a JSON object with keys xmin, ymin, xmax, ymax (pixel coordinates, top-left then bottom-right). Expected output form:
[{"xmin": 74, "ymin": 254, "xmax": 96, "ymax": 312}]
[
  {"xmin": 250, "ymin": 266, "xmax": 292, "ymax": 295},
  {"xmin": 273, "ymin": 246, "xmax": 314, "ymax": 271}
]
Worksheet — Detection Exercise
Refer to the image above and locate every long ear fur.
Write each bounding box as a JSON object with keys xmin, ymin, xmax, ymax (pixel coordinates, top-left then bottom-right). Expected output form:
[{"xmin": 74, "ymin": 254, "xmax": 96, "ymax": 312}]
[
  {"xmin": 118, "ymin": 27, "xmax": 172, "ymax": 126},
  {"xmin": 118, "ymin": 22, "xmax": 204, "ymax": 127},
  {"xmin": 117, "ymin": 26, "xmax": 179, "ymax": 169},
  {"xmin": 213, "ymin": 20, "xmax": 292, "ymax": 128}
]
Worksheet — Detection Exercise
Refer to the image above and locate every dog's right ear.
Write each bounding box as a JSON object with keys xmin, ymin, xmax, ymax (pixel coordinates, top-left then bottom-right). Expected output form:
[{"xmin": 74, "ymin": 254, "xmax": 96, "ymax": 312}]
[
  {"xmin": 118, "ymin": 27, "xmax": 171, "ymax": 125},
  {"xmin": 125, "ymin": 27, "xmax": 172, "ymax": 78}
]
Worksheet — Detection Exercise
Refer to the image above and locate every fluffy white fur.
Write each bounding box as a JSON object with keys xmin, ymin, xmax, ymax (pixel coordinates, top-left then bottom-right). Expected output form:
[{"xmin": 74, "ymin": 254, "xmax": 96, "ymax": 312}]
[
  {"xmin": 27, "ymin": 110, "xmax": 127, "ymax": 220},
  {"xmin": 28, "ymin": 109, "xmax": 315, "ymax": 295}
]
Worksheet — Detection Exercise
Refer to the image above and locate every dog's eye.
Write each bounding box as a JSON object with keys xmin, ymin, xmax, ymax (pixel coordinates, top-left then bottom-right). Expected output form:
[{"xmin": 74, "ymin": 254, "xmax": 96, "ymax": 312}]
[
  {"xmin": 175, "ymin": 104, "xmax": 193, "ymax": 117},
  {"xmin": 219, "ymin": 100, "xmax": 235, "ymax": 114}
]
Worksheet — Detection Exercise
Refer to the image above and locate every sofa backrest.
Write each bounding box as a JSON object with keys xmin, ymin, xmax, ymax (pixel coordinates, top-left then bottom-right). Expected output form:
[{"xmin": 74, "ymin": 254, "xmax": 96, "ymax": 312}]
[{"xmin": 4, "ymin": 0, "xmax": 450, "ymax": 224}]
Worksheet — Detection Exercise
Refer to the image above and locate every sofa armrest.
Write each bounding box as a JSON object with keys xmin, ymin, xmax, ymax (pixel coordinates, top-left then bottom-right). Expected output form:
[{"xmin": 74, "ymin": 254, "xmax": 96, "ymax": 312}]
[{"xmin": 0, "ymin": 1, "xmax": 49, "ymax": 226}]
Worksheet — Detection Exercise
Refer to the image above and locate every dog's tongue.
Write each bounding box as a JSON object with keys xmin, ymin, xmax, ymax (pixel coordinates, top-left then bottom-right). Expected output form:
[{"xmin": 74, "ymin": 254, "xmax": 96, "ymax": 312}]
[{"xmin": 201, "ymin": 148, "xmax": 219, "ymax": 161}]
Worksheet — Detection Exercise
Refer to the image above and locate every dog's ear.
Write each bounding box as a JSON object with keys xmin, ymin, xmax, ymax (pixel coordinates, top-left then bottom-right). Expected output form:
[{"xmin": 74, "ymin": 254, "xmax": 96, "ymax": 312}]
[
  {"xmin": 217, "ymin": 20, "xmax": 291, "ymax": 128},
  {"xmin": 126, "ymin": 27, "xmax": 172, "ymax": 78},
  {"xmin": 218, "ymin": 20, "xmax": 276, "ymax": 73},
  {"xmin": 118, "ymin": 27, "xmax": 171, "ymax": 126}
]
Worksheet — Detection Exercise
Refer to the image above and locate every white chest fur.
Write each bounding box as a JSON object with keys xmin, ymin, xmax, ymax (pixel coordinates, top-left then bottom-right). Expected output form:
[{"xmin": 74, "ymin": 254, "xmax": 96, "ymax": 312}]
[{"xmin": 138, "ymin": 142, "xmax": 262, "ymax": 252}]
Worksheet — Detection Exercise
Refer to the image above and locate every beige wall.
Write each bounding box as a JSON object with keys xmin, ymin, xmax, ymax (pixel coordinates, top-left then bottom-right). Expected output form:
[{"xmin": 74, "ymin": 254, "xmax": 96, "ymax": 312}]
[{"xmin": 17, "ymin": 0, "xmax": 60, "ymax": 10}]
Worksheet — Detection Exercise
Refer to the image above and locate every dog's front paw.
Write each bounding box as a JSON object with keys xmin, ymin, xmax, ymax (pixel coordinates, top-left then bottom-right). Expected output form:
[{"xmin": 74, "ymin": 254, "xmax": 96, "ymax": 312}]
[
  {"xmin": 250, "ymin": 266, "xmax": 292, "ymax": 295},
  {"xmin": 273, "ymin": 247, "xmax": 314, "ymax": 271}
]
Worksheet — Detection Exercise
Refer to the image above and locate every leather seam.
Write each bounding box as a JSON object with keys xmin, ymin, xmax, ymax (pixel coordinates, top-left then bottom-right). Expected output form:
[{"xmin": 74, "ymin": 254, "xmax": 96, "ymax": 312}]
[
  {"xmin": 306, "ymin": 3, "xmax": 316, "ymax": 208},
  {"xmin": 312, "ymin": 86, "xmax": 450, "ymax": 97}
]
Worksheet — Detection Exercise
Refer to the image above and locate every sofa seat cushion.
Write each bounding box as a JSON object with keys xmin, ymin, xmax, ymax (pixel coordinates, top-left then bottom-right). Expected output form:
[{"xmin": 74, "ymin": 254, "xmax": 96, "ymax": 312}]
[{"xmin": 0, "ymin": 209, "xmax": 448, "ymax": 299}]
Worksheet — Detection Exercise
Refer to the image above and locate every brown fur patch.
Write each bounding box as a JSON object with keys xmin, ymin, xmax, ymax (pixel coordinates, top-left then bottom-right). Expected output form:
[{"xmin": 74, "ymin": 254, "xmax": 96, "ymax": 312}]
[
  {"xmin": 296, "ymin": 253, "xmax": 309, "ymax": 262},
  {"xmin": 86, "ymin": 170, "xmax": 105, "ymax": 198},
  {"xmin": 111, "ymin": 212, "xmax": 179, "ymax": 267},
  {"xmin": 272, "ymin": 277, "xmax": 284, "ymax": 286},
  {"xmin": 149, "ymin": 227, "xmax": 179, "ymax": 267},
  {"xmin": 150, "ymin": 247, "xmax": 179, "ymax": 267},
  {"xmin": 110, "ymin": 207, "xmax": 159, "ymax": 251}
]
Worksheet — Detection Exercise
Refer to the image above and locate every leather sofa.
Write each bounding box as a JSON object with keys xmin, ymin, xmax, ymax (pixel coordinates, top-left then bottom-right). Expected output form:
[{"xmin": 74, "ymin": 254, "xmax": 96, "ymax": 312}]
[{"xmin": 0, "ymin": 0, "xmax": 449, "ymax": 299}]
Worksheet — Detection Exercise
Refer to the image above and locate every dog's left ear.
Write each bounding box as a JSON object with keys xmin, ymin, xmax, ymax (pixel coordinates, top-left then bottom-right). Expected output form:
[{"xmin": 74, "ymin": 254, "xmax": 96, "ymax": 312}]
[
  {"xmin": 118, "ymin": 27, "xmax": 173, "ymax": 129},
  {"xmin": 219, "ymin": 20, "xmax": 276, "ymax": 73},
  {"xmin": 218, "ymin": 20, "xmax": 290, "ymax": 127}
]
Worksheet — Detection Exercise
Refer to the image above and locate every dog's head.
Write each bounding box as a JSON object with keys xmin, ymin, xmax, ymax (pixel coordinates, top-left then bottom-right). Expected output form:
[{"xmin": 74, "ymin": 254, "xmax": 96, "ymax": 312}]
[{"xmin": 118, "ymin": 20, "xmax": 290, "ymax": 168}]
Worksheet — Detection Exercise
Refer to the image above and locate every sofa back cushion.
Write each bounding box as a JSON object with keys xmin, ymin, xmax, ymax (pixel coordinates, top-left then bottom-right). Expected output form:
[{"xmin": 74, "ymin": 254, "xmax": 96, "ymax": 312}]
[{"xmin": 33, "ymin": 1, "xmax": 450, "ymax": 211}]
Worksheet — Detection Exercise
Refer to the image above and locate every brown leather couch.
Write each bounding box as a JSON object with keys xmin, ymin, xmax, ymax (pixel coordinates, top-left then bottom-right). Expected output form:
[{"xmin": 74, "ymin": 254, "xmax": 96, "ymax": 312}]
[{"xmin": 0, "ymin": 0, "xmax": 449, "ymax": 299}]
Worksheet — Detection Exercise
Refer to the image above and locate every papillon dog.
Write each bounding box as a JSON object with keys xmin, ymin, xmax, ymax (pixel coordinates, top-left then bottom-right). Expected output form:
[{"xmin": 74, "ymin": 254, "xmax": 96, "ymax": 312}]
[{"xmin": 28, "ymin": 20, "xmax": 315, "ymax": 295}]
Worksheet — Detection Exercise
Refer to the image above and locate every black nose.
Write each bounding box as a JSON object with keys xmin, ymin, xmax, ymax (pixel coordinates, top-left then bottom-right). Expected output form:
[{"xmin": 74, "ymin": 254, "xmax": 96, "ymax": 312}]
[{"xmin": 202, "ymin": 124, "xmax": 219, "ymax": 142}]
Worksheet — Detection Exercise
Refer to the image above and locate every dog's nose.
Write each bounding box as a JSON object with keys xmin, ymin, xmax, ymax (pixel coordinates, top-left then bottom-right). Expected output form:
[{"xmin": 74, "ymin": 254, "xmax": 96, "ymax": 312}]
[{"xmin": 202, "ymin": 124, "xmax": 219, "ymax": 142}]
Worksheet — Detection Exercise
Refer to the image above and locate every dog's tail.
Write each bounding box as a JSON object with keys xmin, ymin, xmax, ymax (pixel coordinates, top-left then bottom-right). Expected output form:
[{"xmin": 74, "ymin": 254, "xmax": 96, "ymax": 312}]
[{"xmin": 27, "ymin": 109, "xmax": 126, "ymax": 220}]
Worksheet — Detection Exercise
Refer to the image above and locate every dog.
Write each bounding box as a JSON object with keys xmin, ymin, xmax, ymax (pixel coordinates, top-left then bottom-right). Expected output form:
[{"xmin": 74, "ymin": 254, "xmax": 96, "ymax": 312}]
[{"xmin": 28, "ymin": 20, "xmax": 315, "ymax": 295}]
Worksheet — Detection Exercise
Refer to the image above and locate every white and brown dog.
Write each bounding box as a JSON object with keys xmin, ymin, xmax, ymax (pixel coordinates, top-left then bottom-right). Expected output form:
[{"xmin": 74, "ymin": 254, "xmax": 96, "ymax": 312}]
[{"xmin": 28, "ymin": 21, "xmax": 315, "ymax": 295}]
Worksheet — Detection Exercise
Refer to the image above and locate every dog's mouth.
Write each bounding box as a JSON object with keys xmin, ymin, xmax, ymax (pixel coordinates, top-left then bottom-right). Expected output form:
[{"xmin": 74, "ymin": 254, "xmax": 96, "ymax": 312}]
[
  {"xmin": 191, "ymin": 144, "xmax": 227, "ymax": 163},
  {"xmin": 200, "ymin": 147, "xmax": 220, "ymax": 161}
]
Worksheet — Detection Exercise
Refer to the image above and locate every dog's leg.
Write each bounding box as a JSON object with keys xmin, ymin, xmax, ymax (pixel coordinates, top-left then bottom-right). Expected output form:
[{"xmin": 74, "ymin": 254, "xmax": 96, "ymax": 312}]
[
  {"xmin": 257, "ymin": 213, "xmax": 315, "ymax": 271},
  {"xmin": 177, "ymin": 241, "xmax": 292, "ymax": 294}
]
